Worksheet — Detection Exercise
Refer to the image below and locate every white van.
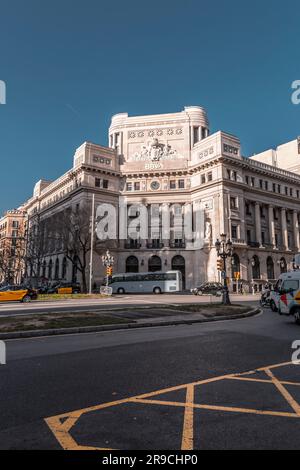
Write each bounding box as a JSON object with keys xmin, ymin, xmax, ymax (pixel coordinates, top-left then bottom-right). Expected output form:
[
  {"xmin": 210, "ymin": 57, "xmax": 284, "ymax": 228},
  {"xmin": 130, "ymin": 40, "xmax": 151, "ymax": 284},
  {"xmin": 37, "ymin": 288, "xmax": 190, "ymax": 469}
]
[{"xmin": 272, "ymin": 271, "xmax": 300, "ymax": 324}]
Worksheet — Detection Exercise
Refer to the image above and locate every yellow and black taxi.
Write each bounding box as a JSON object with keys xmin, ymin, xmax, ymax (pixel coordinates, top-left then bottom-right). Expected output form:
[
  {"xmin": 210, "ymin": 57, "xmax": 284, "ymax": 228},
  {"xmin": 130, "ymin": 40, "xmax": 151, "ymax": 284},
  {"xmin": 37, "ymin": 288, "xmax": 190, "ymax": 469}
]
[
  {"xmin": 0, "ymin": 285, "xmax": 38, "ymax": 303},
  {"xmin": 47, "ymin": 281, "xmax": 81, "ymax": 295}
]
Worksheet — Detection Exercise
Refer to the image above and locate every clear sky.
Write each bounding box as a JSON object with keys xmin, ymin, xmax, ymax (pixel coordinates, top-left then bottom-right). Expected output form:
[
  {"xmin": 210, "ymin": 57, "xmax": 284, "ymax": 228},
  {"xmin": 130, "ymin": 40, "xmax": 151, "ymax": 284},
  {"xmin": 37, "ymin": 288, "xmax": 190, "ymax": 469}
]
[{"xmin": 0, "ymin": 0, "xmax": 299, "ymax": 215}]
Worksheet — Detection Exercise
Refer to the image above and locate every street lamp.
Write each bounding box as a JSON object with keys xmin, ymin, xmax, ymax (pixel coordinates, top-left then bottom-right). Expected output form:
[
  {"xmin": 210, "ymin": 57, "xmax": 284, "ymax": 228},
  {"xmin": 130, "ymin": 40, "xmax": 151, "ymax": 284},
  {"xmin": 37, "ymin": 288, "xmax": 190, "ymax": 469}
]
[
  {"xmin": 101, "ymin": 250, "xmax": 115, "ymax": 289},
  {"xmin": 215, "ymin": 233, "xmax": 233, "ymax": 305}
]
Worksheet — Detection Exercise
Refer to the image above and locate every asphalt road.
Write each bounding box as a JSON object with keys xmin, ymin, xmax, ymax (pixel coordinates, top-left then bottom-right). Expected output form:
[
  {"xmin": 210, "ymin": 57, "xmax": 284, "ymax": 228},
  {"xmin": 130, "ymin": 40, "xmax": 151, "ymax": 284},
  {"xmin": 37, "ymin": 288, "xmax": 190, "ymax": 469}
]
[
  {"xmin": 0, "ymin": 304, "xmax": 300, "ymax": 450},
  {"xmin": 0, "ymin": 293, "xmax": 258, "ymax": 317}
]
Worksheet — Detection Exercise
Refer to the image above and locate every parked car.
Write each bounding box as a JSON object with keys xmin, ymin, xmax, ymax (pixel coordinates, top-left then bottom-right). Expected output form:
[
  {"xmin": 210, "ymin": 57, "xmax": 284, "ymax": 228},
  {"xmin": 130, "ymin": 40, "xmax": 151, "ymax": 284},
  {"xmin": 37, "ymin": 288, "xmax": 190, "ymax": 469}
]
[
  {"xmin": 191, "ymin": 282, "xmax": 224, "ymax": 296},
  {"xmin": 0, "ymin": 285, "xmax": 38, "ymax": 303},
  {"xmin": 271, "ymin": 272, "xmax": 300, "ymax": 324},
  {"xmin": 48, "ymin": 281, "xmax": 81, "ymax": 295}
]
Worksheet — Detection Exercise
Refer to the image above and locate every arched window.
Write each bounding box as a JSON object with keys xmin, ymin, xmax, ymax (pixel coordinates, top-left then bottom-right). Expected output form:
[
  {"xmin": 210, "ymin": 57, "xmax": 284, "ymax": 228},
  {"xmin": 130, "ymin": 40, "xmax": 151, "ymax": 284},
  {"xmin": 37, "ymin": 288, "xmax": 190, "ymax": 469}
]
[
  {"xmin": 267, "ymin": 257, "xmax": 275, "ymax": 280},
  {"xmin": 148, "ymin": 255, "xmax": 162, "ymax": 272},
  {"xmin": 231, "ymin": 254, "xmax": 240, "ymax": 278},
  {"xmin": 172, "ymin": 255, "xmax": 186, "ymax": 289},
  {"xmin": 62, "ymin": 257, "xmax": 67, "ymax": 279},
  {"xmin": 279, "ymin": 257, "xmax": 287, "ymax": 274},
  {"xmin": 48, "ymin": 259, "xmax": 53, "ymax": 280},
  {"xmin": 54, "ymin": 258, "xmax": 60, "ymax": 280},
  {"xmin": 126, "ymin": 256, "xmax": 139, "ymax": 273},
  {"xmin": 252, "ymin": 255, "xmax": 260, "ymax": 280}
]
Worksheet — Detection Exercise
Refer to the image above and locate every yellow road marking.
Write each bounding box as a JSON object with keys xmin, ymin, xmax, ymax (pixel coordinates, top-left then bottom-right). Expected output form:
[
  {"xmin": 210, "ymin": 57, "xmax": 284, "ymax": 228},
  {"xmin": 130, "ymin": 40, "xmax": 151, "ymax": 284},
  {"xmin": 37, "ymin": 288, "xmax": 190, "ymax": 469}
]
[
  {"xmin": 44, "ymin": 360, "xmax": 300, "ymax": 450},
  {"xmin": 229, "ymin": 376, "xmax": 300, "ymax": 386},
  {"xmin": 265, "ymin": 369, "xmax": 300, "ymax": 416},
  {"xmin": 181, "ymin": 385, "xmax": 194, "ymax": 450},
  {"xmin": 132, "ymin": 398, "xmax": 299, "ymax": 419}
]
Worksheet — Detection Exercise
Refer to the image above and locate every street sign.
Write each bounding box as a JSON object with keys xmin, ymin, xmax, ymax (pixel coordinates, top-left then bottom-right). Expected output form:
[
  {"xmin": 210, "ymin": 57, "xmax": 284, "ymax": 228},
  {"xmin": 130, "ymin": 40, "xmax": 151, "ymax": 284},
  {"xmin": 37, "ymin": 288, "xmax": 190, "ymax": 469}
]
[{"xmin": 100, "ymin": 286, "xmax": 113, "ymax": 296}]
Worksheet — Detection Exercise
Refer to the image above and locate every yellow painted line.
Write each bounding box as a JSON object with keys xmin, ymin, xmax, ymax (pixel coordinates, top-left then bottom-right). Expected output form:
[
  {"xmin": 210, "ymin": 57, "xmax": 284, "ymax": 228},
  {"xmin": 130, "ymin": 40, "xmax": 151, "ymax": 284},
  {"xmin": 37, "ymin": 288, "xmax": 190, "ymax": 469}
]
[
  {"xmin": 265, "ymin": 369, "xmax": 300, "ymax": 416},
  {"xmin": 132, "ymin": 398, "xmax": 299, "ymax": 419},
  {"xmin": 258, "ymin": 361, "xmax": 294, "ymax": 371},
  {"xmin": 181, "ymin": 385, "xmax": 194, "ymax": 450},
  {"xmin": 229, "ymin": 376, "xmax": 300, "ymax": 387},
  {"xmin": 45, "ymin": 360, "xmax": 300, "ymax": 450}
]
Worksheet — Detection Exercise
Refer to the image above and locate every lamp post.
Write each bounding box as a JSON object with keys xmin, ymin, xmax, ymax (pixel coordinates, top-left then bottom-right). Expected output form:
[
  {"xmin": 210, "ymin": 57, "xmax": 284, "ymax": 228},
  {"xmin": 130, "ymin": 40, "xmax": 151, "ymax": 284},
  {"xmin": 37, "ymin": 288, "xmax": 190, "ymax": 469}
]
[
  {"xmin": 101, "ymin": 250, "xmax": 115, "ymax": 289},
  {"xmin": 215, "ymin": 233, "xmax": 233, "ymax": 305}
]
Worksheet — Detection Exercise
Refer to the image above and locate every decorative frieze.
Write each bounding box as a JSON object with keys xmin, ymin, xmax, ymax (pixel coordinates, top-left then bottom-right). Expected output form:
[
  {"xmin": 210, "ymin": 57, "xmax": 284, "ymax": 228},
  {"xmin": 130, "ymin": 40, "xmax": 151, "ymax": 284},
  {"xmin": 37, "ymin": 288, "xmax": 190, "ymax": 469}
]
[{"xmin": 128, "ymin": 127, "xmax": 183, "ymax": 139}]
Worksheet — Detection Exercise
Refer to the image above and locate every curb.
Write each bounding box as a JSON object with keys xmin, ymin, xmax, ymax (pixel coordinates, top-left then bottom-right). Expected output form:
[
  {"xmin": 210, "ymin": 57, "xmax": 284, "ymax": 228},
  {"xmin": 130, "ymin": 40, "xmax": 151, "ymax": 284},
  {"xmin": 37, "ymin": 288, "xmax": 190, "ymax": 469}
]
[{"xmin": 0, "ymin": 308, "xmax": 261, "ymax": 340}]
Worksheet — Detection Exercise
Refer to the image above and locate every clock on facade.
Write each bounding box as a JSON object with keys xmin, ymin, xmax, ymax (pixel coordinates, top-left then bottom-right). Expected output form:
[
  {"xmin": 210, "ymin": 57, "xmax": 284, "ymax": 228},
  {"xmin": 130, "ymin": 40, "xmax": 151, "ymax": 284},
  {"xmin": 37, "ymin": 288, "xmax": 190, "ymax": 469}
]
[{"xmin": 150, "ymin": 181, "xmax": 160, "ymax": 191}]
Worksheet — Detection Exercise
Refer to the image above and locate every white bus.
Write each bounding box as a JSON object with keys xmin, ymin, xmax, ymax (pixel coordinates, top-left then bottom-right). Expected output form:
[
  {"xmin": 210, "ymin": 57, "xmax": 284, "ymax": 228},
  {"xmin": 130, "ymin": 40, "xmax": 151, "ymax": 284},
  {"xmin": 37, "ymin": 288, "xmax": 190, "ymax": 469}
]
[{"xmin": 109, "ymin": 271, "xmax": 182, "ymax": 294}]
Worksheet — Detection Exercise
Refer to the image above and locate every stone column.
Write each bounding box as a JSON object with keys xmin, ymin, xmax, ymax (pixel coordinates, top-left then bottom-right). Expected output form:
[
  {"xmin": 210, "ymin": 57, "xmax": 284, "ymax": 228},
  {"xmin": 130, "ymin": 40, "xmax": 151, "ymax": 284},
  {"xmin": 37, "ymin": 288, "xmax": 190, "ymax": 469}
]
[
  {"xmin": 255, "ymin": 203, "xmax": 262, "ymax": 246},
  {"xmin": 293, "ymin": 210, "xmax": 300, "ymax": 252},
  {"xmin": 268, "ymin": 205, "xmax": 276, "ymax": 247},
  {"xmin": 162, "ymin": 203, "xmax": 170, "ymax": 248},
  {"xmin": 281, "ymin": 208, "xmax": 289, "ymax": 250}
]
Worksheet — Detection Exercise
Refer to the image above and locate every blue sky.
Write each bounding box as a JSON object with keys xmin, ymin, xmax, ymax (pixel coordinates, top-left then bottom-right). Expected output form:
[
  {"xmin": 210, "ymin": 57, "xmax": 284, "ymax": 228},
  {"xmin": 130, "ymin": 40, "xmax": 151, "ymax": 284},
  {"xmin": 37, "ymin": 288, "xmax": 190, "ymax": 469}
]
[{"xmin": 0, "ymin": 0, "xmax": 299, "ymax": 214}]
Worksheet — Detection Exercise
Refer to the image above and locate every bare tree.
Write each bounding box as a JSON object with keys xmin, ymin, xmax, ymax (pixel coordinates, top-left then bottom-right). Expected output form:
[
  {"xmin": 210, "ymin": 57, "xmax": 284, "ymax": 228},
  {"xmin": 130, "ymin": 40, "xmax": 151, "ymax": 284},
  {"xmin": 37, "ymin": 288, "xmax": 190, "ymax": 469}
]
[
  {"xmin": 25, "ymin": 215, "xmax": 51, "ymax": 284},
  {"xmin": 54, "ymin": 204, "xmax": 92, "ymax": 293},
  {"xmin": 0, "ymin": 237, "xmax": 26, "ymax": 284}
]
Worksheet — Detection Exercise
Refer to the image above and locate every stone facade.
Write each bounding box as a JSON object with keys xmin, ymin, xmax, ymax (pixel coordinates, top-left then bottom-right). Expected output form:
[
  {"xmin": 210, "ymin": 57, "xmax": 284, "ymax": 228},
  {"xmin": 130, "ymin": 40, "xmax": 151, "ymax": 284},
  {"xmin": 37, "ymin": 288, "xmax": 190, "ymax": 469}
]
[
  {"xmin": 6, "ymin": 106, "xmax": 300, "ymax": 291},
  {"xmin": 0, "ymin": 209, "xmax": 27, "ymax": 284}
]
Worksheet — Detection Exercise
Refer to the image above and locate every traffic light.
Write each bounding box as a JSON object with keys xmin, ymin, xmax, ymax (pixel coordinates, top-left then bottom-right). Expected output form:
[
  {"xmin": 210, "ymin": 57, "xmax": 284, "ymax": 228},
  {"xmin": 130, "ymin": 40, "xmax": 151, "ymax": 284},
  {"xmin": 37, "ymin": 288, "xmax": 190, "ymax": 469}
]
[
  {"xmin": 217, "ymin": 259, "xmax": 224, "ymax": 272},
  {"xmin": 106, "ymin": 266, "xmax": 113, "ymax": 277}
]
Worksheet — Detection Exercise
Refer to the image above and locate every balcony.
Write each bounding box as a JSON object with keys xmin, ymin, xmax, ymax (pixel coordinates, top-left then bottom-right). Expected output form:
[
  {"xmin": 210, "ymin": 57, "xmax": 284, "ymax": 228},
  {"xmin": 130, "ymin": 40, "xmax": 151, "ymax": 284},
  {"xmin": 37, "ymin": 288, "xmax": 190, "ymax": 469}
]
[
  {"xmin": 146, "ymin": 241, "xmax": 164, "ymax": 249},
  {"xmin": 169, "ymin": 241, "xmax": 186, "ymax": 249},
  {"xmin": 247, "ymin": 241, "xmax": 260, "ymax": 248},
  {"xmin": 232, "ymin": 239, "xmax": 246, "ymax": 246},
  {"xmin": 124, "ymin": 241, "xmax": 141, "ymax": 249}
]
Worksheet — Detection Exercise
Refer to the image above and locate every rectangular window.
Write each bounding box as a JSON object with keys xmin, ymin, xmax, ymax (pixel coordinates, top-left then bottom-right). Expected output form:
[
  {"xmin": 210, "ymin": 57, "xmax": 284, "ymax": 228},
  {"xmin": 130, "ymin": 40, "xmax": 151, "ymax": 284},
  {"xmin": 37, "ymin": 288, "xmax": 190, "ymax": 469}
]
[
  {"xmin": 126, "ymin": 183, "xmax": 133, "ymax": 191},
  {"xmin": 261, "ymin": 231, "xmax": 265, "ymax": 244},
  {"xmin": 278, "ymin": 184, "xmax": 281, "ymax": 193},
  {"xmin": 273, "ymin": 183, "xmax": 276, "ymax": 192},
  {"xmin": 245, "ymin": 175, "xmax": 249, "ymax": 185},
  {"xmin": 170, "ymin": 180, "xmax": 176, "ymax": 190},
  {"xmin": 230, "ymin": 197, "xmax": 238, "ymax": 210},
  {"xmin": 103, "ymin": 180, "xmax": 109, "ymax": 189},
  {"xmin": 12, "ymin": 221, "xmax": 19, "ymax": 229},
  {"xmin": 201, "ymin": 175, "xmax": 206, "ymax": 184},
  {"xmin": 95, "ymin": 178, "xmax": 101, "ymax": 188},
  {"xmin": 134, "ymin": 182, "xmax": 140, "ymax": 191},
  {"xmin": 259, "ymin": 179, "xmax": 263, "ymax": 189},
  {"xmin": 265, "ymin": 181, "xmax": 268, "ymax": 191},
  {"xmin": 207, "ymin": 172, "xmax": 213, "ymax": 182},
  {"xmin": 282, "ymin": 280, "xmax": 299, "ymax": 292},
  {"xmin": 193, "ymin": 127, "xmax": 199, "ymax": 144},
  {"xmin": 231, "ymin": 225, "xmax": 238, "ymax": 239},
  {"xmin": 251, "ymin": 177, "xmax": 255, "ymax": 187},
  {"xmin": 290, "ymin": 188, "xmax": 293, "ymax": 197},
  {"xmin": 285, "ymin": 186, "xmax": 288, "ymax": 195},
  {"xmin": 178, "ymin": 179, "xmax": 185, "ymax": 189},
  {"xmin": 247, "ymin": 230, "xmax": 251, "ymax": 243}
]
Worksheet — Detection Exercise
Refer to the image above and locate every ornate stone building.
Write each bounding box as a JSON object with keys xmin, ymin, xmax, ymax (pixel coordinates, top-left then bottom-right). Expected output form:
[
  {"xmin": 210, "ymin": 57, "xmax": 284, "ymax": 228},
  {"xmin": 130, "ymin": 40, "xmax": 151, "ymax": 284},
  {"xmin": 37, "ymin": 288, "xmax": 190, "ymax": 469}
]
[
  {"xmin": 13, "ymin": 106, "xmax": 300, "ymax": 291},
  {"xmin": 0, "ymin": 209, "xmax": 27, "ymax": 284}
]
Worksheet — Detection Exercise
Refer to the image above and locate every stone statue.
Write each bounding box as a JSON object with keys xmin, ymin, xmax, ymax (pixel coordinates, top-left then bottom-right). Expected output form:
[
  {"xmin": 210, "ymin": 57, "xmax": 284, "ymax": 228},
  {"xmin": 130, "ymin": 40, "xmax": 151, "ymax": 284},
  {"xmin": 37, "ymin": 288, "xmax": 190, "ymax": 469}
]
[{"xmin": 205, "ymin": 221, "xmax": 212, "ymax": 241}]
